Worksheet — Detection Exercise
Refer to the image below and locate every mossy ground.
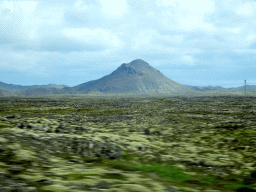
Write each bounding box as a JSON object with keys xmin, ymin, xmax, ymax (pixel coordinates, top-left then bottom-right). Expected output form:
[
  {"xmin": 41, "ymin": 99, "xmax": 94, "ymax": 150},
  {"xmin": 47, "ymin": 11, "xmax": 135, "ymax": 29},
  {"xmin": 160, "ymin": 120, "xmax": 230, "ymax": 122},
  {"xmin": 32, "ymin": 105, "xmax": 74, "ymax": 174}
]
[{"xmin": 0, "ymin": 95, "xmax": 255, "ymax": 191}]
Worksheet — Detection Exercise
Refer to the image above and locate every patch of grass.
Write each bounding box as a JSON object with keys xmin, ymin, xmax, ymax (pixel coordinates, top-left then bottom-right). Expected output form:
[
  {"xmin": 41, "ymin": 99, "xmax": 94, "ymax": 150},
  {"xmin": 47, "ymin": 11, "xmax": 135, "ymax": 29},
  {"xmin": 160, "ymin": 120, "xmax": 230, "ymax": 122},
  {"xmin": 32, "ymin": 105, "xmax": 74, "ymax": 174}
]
[
  {"xmin": 140, "ymin": 162, "xmax": 190, "ymax": 181},
  {"xmin": 226, "ymin": 183, "xmax": 247, "ymax": 190},
  {"xmin": 106, "ymin": 160, "xmax": 190, "ymax": 181},
  {"xmin": 62, "ymin": 173, "xmax": 96, "ymax": 180},
  {"xmin": 199, "ymin": 174, "xmax": 219, "ymax": 185},
  {"xmin": 121, "ymin": 151, "xmax": 140, "ymax": 161},
  {"xmin": 107, "ymin": 160, "xmax": 142, "ymax": 172},
  {"xmin": 233, "ymin": 130, "xmax": 256, "ymax": 137}
]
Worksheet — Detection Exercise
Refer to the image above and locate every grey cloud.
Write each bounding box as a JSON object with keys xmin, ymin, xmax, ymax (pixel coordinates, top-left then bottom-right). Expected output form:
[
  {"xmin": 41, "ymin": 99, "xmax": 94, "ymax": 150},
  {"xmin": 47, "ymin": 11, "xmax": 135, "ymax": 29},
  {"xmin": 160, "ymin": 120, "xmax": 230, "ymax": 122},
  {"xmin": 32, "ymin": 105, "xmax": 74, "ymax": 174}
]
[
  {"xmin": 64, "ymin": 8, "xmax": 105, "ymax": 28},
  {"xmin": 10, "ymin": 37, "xmax": 108, "ymax": 53},
  {"xmin": 38, "ymin": 37, "xmax": 107, "ymax": 53},
  {"xmin": 206, "ymin": 11, "xmax": 244, "ymax": 28}
]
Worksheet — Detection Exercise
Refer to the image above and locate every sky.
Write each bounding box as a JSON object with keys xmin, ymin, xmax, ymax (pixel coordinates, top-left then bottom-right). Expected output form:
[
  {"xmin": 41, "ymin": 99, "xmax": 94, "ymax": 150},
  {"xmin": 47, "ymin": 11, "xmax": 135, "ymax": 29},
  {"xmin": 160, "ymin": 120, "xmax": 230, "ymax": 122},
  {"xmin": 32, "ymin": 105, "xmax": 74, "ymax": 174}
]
[{"xmin": 0, "ymin": 0, "xmax": 256, "ymax": 88}]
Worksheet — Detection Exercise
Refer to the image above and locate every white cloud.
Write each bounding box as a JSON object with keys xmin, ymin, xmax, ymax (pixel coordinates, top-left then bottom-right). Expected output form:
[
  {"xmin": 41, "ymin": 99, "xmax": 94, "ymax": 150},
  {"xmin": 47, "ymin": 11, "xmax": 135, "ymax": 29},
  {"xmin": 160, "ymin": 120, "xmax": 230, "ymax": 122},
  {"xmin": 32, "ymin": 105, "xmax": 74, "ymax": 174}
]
[
  {"xmin": 75, "ymin": 0, "xmax": 89, "ymax": 11},
  {"xmin": 100, "ymin": 0, "xmax": 128, "ymax": 16},
  {"xmin": 237, "ymin": 3, "xmax": 254, "ymax": 17},
  {"xmin": 62, "ymin": 28, "xmax": 122, "ymax": 48},
  {"xmin": 156, "ymin": 0, "xmax": 215, "ymax": 32},
  {"xmin": 178, "ymin": 55, "xmax": 197, "ymax": 65},
  {"xmin": 1, "ymin": 1, "xmax": 38, "ymax": 16},
  {"xmin": 158, "ymin": 0, "xmax": 215, "ymax": 13},
  {"xmin": 2, "ymin": 1, "xmax": 15, "ymax": 12},
  {"xmin": 16, "ymin": 1, "xmax": 38, "ymax": 14},
  {"xmin": 133, "ymin": 30, "xmax": 155, "ymax": 49},
  {"xmin": 132, "ymin": 29, "xmax": 185, "ymax": 52},
  {"xmin": 179, "ymin": 15, "xmax": 215, "ymax": 31}
]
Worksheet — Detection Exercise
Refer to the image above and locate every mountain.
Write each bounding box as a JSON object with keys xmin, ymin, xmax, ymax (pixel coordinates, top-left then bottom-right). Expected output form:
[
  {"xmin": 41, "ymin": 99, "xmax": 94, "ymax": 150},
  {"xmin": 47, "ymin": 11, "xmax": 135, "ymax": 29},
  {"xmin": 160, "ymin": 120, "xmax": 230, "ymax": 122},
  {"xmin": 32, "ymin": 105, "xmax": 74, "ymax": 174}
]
[
  {"xmin": 71, "ymin": 59, "xmax": 196, "ymax": 94},
  {"xmin": 0, "ymin": 81, "xmax": 69, "ymax": 92}
]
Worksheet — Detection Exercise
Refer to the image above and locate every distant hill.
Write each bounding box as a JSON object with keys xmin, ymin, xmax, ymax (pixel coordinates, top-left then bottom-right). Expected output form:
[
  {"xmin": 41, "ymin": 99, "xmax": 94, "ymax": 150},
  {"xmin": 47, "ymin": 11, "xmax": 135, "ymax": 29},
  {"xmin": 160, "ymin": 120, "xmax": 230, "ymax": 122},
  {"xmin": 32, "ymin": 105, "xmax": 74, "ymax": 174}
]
[
  {"xmin": 232, "ymin": 85, "xmax": 256, "ymax": 90},
  {"xmin": 0, "ymin": 81, "xmax": 69, "ymax": 92},
  {"xmin": 70, "ymin": 59, "xmax": 196, "ymax": 94},
  {"xmin": 0, "ymin": 89, "xmax": 14, "ymax": 97},
  {"xmin": 189, "ymin": 85, "xmax": 226, "ymax": 91},
  {"xmin": 15, "ymin": 88, "xmax": 65, "ymax": 96}
]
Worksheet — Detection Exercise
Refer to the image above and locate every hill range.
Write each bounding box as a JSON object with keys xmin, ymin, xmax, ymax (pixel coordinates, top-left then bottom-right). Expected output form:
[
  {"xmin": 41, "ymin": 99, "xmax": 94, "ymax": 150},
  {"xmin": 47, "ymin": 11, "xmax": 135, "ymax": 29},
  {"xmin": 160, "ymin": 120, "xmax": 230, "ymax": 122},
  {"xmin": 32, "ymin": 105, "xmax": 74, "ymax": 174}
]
[{"xmin": 0, "ymin": 59, "xmax": 255, "ymax": 96}]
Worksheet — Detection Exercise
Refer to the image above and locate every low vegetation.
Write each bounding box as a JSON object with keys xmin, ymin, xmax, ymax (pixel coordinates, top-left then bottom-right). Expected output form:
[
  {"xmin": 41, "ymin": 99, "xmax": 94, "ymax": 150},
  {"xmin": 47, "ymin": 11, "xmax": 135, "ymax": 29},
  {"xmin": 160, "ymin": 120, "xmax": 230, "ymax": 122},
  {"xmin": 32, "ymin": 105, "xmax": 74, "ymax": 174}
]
[{"xmin": 0, "ymin": 95, "xmax": 255, "ymax": 191}]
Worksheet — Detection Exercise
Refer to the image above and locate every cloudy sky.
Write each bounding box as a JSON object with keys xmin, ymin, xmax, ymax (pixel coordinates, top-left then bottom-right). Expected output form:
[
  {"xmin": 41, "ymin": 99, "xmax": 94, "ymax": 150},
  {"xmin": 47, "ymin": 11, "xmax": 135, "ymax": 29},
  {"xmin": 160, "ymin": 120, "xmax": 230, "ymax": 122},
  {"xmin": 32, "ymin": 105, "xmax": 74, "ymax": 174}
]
[{"xmin": 0, "ymin": 0, "xmax": 256, "ymax": 88}]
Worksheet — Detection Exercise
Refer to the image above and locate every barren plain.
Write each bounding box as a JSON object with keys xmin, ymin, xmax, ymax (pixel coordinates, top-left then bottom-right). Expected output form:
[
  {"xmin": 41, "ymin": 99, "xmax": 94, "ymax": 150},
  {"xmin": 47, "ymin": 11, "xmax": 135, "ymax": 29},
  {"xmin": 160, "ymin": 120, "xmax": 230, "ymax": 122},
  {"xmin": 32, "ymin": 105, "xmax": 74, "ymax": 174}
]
[{"xmin": 0, "ymin": 95, "xmax": 255, "ymax": 192}]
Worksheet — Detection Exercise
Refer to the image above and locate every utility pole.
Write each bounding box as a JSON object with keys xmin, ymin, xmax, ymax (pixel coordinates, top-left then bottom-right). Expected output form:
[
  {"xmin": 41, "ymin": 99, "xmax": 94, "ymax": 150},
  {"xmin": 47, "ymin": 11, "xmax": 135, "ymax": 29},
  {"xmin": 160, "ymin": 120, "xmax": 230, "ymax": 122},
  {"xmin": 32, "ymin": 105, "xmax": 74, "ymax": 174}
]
[{"xmin": 245, "ymin": 80, "xmax": 246, "ymax": 102}]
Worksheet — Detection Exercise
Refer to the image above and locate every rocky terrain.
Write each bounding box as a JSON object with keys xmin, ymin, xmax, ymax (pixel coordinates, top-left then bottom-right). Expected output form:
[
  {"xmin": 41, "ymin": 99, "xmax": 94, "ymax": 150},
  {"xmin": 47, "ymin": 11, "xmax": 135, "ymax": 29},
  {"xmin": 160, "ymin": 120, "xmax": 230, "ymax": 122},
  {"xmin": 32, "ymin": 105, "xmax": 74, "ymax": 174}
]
[{"xmin": 0, "ymin": 95, "xmax": 256, "ymax": 191}]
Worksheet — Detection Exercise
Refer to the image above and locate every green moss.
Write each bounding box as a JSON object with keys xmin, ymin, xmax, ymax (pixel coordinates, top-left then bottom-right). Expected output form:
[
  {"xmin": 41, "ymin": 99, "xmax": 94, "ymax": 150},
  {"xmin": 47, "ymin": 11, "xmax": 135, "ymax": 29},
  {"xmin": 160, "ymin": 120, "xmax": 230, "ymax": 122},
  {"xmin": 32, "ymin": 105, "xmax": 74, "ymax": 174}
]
[
  {"xmin": 140, "ymin": 162, "xmax": 190, "ymax": 181},
  {"xmin": 226, "ymin": 183, "xmax": 247, "ymax": 190},
  {"xmin": 62, "ymin": 173, "xmax": 96, "ymax": 180},
  {"xmin": 106, "ymin": 160, "xmax": 141, "ymax": 172},
  {"xmin": 121, "ymin": 151, "xmax": 140, "ymax": 161},
  {"xmin": 102, "ymin": 173, "xmax": 127, "ymax": 180},
  {"xmin": 199, "ymin": 174, "xmax": 219, "ymax": 185},
  {"xmin": 0, "ymin": 122, "xmax": 12, "ymax": 129},
  {"xmin": 1, "ymin": 150, "xmax": 16, "ymax": 162},
  {"xmin": 233, "ymin": 130, "xmax": 256, "ymax": 137},
  {"xmin": 54, "ymin": 153, "xmax": 73, "ymax": 160}
]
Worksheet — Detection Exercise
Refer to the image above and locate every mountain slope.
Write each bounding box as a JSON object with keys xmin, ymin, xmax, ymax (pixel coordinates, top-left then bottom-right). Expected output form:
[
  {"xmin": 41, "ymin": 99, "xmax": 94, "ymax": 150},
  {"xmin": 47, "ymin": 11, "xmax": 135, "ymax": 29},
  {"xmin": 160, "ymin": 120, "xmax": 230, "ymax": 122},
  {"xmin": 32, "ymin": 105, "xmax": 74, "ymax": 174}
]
[{"xmin": 72, "ymin": 59, "xmax": 196, "ymax": 94}]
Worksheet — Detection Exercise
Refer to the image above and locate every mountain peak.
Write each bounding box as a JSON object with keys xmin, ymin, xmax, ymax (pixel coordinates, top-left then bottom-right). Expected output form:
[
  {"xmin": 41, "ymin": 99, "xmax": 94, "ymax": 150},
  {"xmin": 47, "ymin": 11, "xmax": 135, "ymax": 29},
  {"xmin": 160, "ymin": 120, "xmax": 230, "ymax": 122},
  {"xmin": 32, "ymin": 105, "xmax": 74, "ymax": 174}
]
[
  {"xmin": 130, "ymin": 59, "xmax": 147, "ymax": 64},
  {"xmin": 127, "ymin": 59, "xmax": 149, "ymax": 67},
  {"xmin": 112, "ymin": 59, "xmax": 153, "ymax": 76},
  {"xmin": 117, "ymin": 59, "xmax": 152, "ymax": 74}
]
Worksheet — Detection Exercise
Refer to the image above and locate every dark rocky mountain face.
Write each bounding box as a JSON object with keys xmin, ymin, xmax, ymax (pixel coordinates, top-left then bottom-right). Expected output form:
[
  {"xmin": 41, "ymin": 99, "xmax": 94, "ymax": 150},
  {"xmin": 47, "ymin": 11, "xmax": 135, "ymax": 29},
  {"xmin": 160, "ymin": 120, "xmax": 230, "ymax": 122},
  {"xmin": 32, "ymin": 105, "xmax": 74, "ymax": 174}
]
[
  {"xmin": 111, "ymin": 59, "xmax": 160, "ymax": 77},
  {"xmin": 72, "ymin": 59, "xmax": 196, "ymax": 94},
  {"xmin": 114, "ymin": 64, "xmax": 143, "ymax": 76}
]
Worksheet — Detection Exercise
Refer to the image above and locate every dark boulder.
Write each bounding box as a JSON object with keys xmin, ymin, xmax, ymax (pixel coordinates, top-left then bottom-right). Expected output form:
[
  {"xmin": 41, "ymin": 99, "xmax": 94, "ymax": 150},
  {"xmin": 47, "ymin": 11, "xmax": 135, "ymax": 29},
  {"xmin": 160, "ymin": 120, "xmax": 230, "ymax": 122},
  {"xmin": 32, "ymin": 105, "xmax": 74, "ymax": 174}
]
[
  {"xmin": 236, "ymin": 187, "xmax": 256, "ymax": 192},
  {"xmin": 144, "ymin": 128, "xmax": 151, "ymax": 135},
  {"xmin": 18, "ymin": 122, "xmax": 27, "ymax": 129},
  {"xmin": 152, "ymin": 131, "xmax": 162, "ymax": 136}
]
